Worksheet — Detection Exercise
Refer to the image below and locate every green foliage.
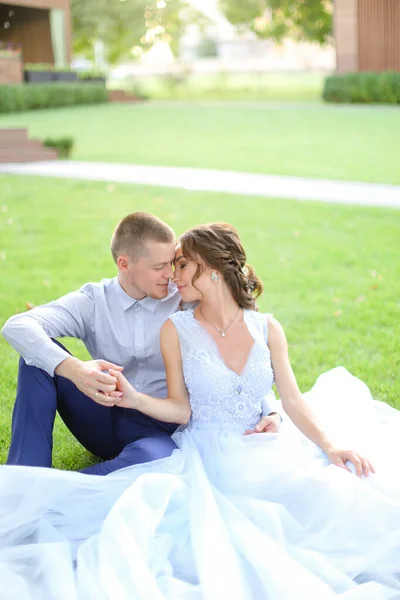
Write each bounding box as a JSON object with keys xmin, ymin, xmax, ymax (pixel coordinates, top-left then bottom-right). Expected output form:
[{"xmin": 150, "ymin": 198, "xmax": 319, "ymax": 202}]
[
  {"xmin": 219, "ymin": 0, "xmax": 333, "ymax": 45},
  {"xmin": 54, "ymin": 66, "xmax": 78, "ymax": 73},
  {"xmin": 323, "ymin": 72, "xmax": 400, "ymax": 104},
  {"xmin": 197, "ymin": 36, "xmax": 219, "ymax": 58},
  {"xmin": 24, "ymin": 64, "xmax": 77, "ymax": 73},
  {"xmin": 0, "ymin": 84, "xmax": 108, "ymax": 113},
  {"xmin": 43, "ymin": 137, "xmax": 75, "ymax": 158},
  {"xmin": 24, "ymin": 63, "xmax": 54, "ymax": 72},
  {"xmin": 78, "ymin": 69, "xmax": 106, "ymax": 81},
  {"xmin": 0, "ymin": 42, "xmax": 21, "ymax": 58},
  {"xmin": 71, "ymin": 0, "xmax": 208, "ymax": 64}
]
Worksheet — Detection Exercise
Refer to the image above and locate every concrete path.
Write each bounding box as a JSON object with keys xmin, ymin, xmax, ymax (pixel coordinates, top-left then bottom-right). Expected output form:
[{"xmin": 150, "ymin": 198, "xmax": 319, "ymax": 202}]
[{"xmin": 1, "ymin": 161, "xmax": 399, "ymax": 209}]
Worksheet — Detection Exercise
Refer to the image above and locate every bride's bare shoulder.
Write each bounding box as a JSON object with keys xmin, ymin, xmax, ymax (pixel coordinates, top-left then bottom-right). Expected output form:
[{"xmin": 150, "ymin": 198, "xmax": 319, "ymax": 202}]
[{"xmin": 265, "ymin": 315, "xmax": 288, "ymax": 346}]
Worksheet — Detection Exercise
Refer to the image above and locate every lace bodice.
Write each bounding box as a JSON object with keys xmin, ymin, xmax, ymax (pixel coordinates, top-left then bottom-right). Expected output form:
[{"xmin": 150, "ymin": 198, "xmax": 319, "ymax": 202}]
[{"xmin": 169, "ymin": 309, "xmax": 274, "ymax": 431}]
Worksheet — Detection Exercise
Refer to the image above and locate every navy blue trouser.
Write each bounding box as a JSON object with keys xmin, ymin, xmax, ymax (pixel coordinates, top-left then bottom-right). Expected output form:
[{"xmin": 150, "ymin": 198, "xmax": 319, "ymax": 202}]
[{"xmin": 6, "ymin": 341, "xmax": 178, "ymax": 475}]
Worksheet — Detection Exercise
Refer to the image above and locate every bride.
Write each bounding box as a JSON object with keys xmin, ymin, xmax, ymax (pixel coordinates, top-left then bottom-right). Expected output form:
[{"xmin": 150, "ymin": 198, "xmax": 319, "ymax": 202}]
[{"xmin": 1, "ymin": 222, "xmax": 400, "ymax": 600}]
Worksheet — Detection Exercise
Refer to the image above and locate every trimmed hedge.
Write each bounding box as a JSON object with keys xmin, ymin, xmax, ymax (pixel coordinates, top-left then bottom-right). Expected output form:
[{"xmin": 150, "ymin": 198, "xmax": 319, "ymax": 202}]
[
  {"xmin": 43, "ymin": 136, "xmax": 74, "ymax": 158},
  {"xmin": 323, "ymin": 71, "xmax": 400, "ymax": 104},
  {"xmin": 0, "ymin": 83, "xmax": 109, "ymax": 113}
]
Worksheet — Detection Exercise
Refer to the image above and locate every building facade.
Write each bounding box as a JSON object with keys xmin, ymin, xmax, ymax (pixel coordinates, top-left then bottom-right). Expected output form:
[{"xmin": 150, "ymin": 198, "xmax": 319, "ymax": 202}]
[
  {"xmin": 335, "ymin": 0, "xmax": 400, "ymax": 73},
  {"xmin": 0, "ymin": 0, "xmax": 71, "ymax": 82}
]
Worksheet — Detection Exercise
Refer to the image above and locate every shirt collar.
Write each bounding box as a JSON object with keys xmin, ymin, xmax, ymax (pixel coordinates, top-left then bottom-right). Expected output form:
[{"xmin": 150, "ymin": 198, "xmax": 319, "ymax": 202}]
[{"xmin": 114, "ymin": 277, "xmax": 175, "ymax": 313}]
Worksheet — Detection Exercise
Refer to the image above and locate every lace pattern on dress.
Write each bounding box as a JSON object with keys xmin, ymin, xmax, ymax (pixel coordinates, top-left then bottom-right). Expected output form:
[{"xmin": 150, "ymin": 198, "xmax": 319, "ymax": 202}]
[{"xmin": 170, "ymin": 309, "xmax": 274, "ymax": 431}]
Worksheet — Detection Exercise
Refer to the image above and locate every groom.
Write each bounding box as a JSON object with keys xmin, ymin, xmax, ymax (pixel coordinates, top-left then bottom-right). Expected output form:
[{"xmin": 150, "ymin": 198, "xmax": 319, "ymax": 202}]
[{"xmin": 2, "ymin": 212, "xmax": 281, "ymax": 475}]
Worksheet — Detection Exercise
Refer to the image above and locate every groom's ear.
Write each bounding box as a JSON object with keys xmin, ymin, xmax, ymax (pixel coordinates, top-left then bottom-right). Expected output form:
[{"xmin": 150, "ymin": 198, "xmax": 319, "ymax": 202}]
[{"xmin": 117, "ymin": 254, "xmax": 129, "ymax": 271}]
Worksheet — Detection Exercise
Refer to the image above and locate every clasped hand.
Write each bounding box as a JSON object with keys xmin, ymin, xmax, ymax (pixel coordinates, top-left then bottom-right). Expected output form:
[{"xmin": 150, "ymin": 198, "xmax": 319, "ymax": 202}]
[
  {"xmin": 106, "ymin": 369, "xmax": 140, "ymax": 409},
  {"xmin": 69, "ymin": 359, "xmax": 137, "ymax": 408},
  {"xmin": 88, "ymin": 367, "xmax": 140, "ymax": 409}
]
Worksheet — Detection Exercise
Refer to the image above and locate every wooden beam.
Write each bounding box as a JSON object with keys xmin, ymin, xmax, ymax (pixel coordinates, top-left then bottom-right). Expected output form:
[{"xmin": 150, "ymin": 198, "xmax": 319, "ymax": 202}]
[{"xmin": 3, "ymin": 0, "xmax": 69, "ymax": 11}]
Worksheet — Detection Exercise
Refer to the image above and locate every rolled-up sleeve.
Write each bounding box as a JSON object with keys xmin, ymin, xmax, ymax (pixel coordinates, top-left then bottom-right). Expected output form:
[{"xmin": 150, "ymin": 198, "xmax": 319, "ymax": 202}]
[{"xmin": 1, "ymin": 290, "xmax": 95, "ymax": 376}]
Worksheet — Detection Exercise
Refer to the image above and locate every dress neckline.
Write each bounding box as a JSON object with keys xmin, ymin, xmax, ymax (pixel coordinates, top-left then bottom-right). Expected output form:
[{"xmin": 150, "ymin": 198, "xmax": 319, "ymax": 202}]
[{"xmin": 189, "ymin": 309, "xmax": 256, "ymax": 378}]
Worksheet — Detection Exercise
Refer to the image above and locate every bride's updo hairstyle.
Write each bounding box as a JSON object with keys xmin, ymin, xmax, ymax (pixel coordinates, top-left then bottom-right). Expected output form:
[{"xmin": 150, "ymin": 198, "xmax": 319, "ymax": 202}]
[{"xmin": 180, "ymin": 223, "xmax": 263, "ymax": 310}]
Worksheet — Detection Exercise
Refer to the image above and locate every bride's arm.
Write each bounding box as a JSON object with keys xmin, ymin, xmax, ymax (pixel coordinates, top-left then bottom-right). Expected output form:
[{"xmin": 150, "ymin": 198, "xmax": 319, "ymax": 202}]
[
  {"xmin": 109, "ymin": 319, "xmax": 191, "ymax": 425},
  {"xmin": 268, "ymin": 316, "xmax": 373, "ymax": 476}
]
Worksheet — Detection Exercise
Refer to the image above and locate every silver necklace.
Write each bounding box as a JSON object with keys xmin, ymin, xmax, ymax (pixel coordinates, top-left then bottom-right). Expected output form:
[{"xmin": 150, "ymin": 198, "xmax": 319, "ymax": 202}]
[{"xmin": 199, "ymin": 306, "xmax": 241, "ymax": 337}]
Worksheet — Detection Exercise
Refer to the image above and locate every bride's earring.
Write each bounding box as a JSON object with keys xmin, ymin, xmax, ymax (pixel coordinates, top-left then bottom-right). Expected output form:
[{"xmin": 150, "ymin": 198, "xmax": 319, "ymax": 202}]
[{"xmin": 211, "ymin": 271, "xmax": 219, "ymax": 283}]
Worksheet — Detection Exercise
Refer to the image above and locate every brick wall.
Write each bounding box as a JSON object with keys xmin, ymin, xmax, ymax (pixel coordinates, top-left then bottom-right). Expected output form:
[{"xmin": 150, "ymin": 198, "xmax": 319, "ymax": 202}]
[{"xmin": 0, "ymin": 56, "xmax": 23, "ymax": 84}]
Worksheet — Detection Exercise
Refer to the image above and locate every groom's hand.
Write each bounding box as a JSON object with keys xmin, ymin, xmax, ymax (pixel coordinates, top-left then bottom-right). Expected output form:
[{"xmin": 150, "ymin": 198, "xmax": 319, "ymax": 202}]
[
  {"xmin": 55, "ymin": 357, "xmax": 123, "ymax": 405},
  {"xmin": 108, "ymin": 369, "xmax": 140, "ymax": 409},
  {"xmin": 243, "ymin": 413, "xmax": 281, "ymax": 436}
]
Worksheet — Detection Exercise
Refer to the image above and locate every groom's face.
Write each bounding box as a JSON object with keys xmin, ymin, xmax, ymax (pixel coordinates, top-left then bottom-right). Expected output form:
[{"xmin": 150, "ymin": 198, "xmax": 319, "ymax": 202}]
[{"xmin": 121, "ymin": 240, "xmax": 176, "ymax": 299}]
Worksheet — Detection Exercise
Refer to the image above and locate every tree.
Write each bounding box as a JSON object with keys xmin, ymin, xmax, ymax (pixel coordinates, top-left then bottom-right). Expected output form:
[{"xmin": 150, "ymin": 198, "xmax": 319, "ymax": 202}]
[
  {"xmin": 218, "ymin": 0, "xmax": 333, "ymax": 45},
  {"xmin": 71, "ymin": 0, "xmax": 209, "ymax": 64}
]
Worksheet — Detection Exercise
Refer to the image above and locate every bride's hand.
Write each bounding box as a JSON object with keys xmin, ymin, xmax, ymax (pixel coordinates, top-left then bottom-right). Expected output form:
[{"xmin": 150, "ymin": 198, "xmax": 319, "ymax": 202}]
[
  {"xmin": 324, "ymin": 446, "xmax": 375, "ymax": 477},
  {"xmin": 108, "ymin": 369, "xmax": 141, "ymax": 409}
]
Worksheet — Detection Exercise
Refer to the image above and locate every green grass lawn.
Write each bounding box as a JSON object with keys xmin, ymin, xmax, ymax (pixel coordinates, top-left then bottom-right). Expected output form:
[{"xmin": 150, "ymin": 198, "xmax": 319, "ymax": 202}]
[
  {"xmin": 0, "ymin": 102, "xmax": 399, "ymax": 184},
  {"xmin": 113, "ymin": 72, "xmax": 324, "ymax": 103},
  {"xmin": 1, "ymin": 174, "xmax": 399, "ymax": 469}
]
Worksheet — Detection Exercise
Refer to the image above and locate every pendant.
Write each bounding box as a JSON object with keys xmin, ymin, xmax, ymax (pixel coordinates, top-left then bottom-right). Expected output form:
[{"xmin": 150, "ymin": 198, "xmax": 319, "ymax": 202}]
[{"xmin": 221, "ymin": 332, "xmax": 226, "ymax": 337}]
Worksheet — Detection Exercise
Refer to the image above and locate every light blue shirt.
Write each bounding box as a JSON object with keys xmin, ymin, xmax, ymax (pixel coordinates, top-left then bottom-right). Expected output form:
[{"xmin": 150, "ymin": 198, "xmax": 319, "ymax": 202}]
[
  {"xmin": 2, "ymin": 277, "xmax": 279, "ymax": 414},
  {"xmin": 2, "ymin": 278, "xmax": 181, "ymax": 399}
]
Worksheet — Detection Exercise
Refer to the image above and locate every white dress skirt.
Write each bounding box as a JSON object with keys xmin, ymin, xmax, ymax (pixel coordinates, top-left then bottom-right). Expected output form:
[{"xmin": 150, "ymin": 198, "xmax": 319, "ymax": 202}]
[{"xmin": 0, "ymin": 309, "xmax": 400, "ymax": 600}]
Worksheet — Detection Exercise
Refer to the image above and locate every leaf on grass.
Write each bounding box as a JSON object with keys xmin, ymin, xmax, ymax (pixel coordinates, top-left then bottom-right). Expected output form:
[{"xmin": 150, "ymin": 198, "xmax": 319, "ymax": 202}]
[
  {"xmin": 356, "ymin": 295, "xmax": 365, "ymax": 303},
  {"xmin": 26, "ymin": 302, "xmax": 36, "ymax": 311},
  {"xmin": 334, "ymin": 310, "xmax": 342, "ymax": 317},
  {"xmin": 42, "ymin": 280, "xmax": 52, "ymax": 287},
  {"xmin": 370, "ymin": 284, "xmax": 379, "ymax": 290},
  {"xmin": 332, "ymin": 297, "xmax": 341, "ymax": 303}
]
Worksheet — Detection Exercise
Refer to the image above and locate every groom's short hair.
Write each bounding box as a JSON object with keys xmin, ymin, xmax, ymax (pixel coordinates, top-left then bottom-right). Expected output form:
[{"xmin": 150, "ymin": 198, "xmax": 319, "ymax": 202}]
[{"xmin": 110, "ymin": 212, "xmax": 175, "ymax": 263}]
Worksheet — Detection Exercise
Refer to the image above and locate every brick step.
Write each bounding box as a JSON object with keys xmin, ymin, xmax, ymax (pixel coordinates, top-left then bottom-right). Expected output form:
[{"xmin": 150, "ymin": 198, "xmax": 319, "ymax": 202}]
[
  {"xmin": 109, "ymin": 90, "xmax": 142, "ymax": 103},
  {"xmin": 0, "ymin": 148, "xmax": 58, "ymax": 163},
  {"xmin": 0, "ymin": 139, "xmax": 45, "ymax": 150},
  {"xmin": 0, "ymin": 128, "xmax": 28, "ymax": 141}
]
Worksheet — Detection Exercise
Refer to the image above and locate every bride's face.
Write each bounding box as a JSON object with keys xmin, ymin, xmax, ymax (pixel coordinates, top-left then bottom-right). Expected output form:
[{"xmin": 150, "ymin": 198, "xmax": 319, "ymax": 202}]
[{"xmin": 173, "ymin": 244, "xmax": 212, "ymax": 302}]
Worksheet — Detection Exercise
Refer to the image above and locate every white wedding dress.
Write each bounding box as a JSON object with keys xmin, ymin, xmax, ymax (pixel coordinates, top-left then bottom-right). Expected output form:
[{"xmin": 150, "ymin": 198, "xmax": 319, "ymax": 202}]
[{"xmin": 1, "ymin": 309, "xmax": 400, "ymax": 600}]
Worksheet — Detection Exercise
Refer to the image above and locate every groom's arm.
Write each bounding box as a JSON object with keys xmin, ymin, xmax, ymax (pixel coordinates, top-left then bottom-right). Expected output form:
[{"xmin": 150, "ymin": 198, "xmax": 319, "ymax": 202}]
[
  {"xmin": 1, "ymin": 288, "xmax": 94, "ymax": 376},
  {"xmin": 2, "ymin": 287, "xmax": 123, "ymax": 405}
]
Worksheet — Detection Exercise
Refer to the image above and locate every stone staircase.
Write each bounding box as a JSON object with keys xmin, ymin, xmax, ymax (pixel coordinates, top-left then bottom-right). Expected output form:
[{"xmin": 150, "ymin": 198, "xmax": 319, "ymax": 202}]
[{"xmin": 0, "ymin": 129, "xmax": 59, "ymax": 163}]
